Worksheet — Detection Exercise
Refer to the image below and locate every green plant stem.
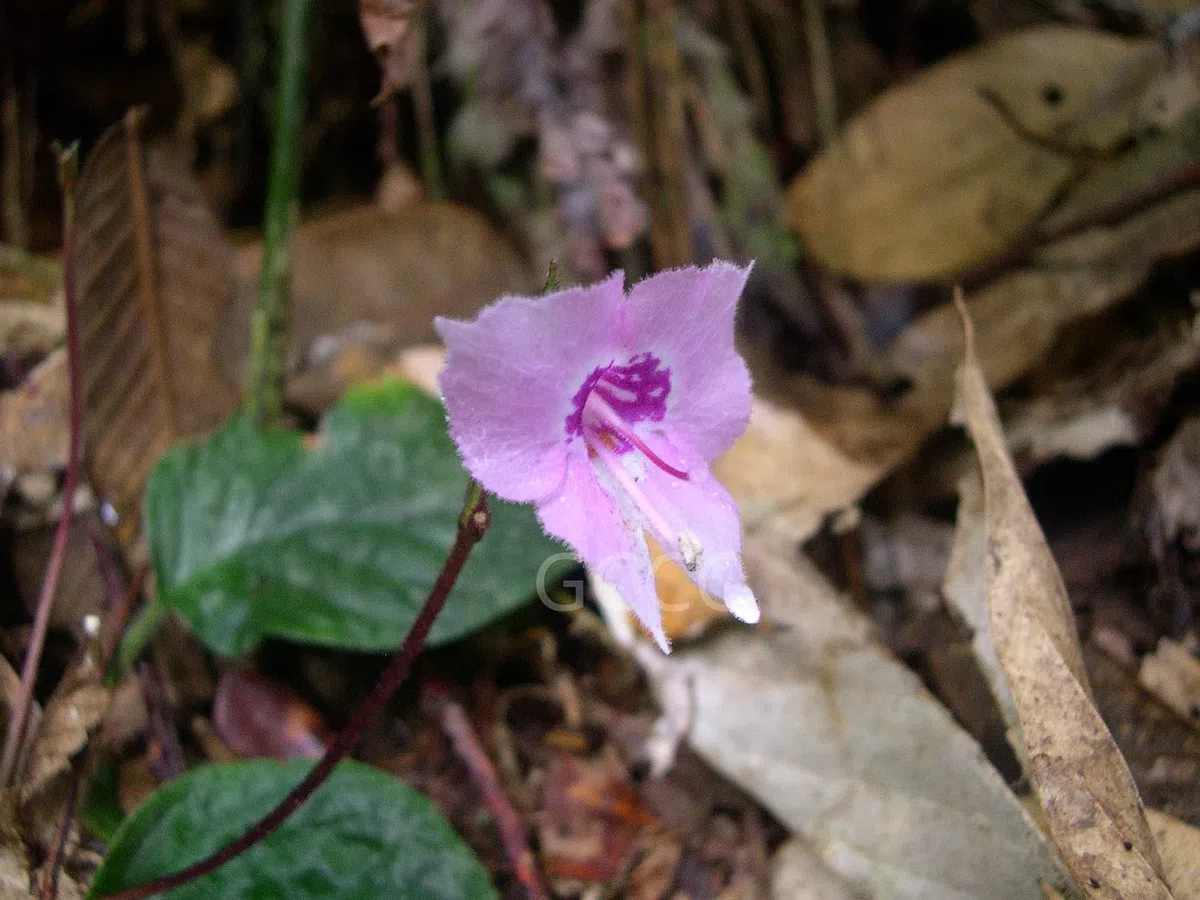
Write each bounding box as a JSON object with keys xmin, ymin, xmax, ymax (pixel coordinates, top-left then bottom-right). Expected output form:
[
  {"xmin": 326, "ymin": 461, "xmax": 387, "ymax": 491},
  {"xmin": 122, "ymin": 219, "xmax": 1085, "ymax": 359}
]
[
  {"xmin": 411, "ymin": 8, "xmax": 445, "ymax": 201},
  {"xmin": 245, "ymin": 0, "xmax": 315, "ymax": 428},
  {"xmin": 111, "ymin": 599, "xmax": 168, "ymax": 682},
  {"xmin": 97, "ymin": 482, "xmax": 492, "ymax": 900},
  {"xmin": 801, "ymin": 0, "xmax": 838, "ymax": 146}
]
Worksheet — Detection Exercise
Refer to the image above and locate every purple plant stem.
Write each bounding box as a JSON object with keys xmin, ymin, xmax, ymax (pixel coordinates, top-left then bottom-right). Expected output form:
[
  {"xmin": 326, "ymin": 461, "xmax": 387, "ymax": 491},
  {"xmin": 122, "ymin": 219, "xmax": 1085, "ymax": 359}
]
[
  {"xmin": 431, "ymin": 692, "xmax": 551, "ymax": 900},
  {"xmin": 0, "ymin": 148, "xmax": 84, "ymax": 785},
  {"xmin": 97, "ymin": 484, "xmax": 492, "ymax": 900}
]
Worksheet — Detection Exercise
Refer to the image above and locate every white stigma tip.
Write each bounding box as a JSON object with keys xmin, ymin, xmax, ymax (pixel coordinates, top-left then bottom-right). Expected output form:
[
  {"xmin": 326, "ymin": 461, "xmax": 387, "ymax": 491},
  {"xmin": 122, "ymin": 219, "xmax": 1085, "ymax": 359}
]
[
  {"xmin": 725, "ymin": 585, "xmax": 760, "ymax": 624},
  {"xmin": 679, "ymin": 531, "xmax": 703, "ymax": 572}
]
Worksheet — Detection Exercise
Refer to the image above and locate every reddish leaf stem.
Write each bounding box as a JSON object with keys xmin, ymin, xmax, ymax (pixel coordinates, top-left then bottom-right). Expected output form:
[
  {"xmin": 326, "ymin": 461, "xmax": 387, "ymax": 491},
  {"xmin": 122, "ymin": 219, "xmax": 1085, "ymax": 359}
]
[
  {"xmin": 97, "ymin": 483, "xmax": 491, "ymax": 900},
  {"xmin": 0, "ymin": 146, "xmax": 84, "ymax": 785},
  {"xmin": 431, "ymin": 692, "xmax": 551, "ymax": 900}
]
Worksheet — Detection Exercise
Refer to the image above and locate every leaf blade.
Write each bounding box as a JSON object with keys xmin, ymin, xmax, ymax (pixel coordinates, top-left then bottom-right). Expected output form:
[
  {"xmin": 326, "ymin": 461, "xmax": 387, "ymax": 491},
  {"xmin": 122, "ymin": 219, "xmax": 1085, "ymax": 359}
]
[
  {"xmin": 89, "ymin": 759, "xmax": 498, "ymax": 900},
  {"xmin": 147, "ymin": 380, "xmax": 563, "ymax": 655}
]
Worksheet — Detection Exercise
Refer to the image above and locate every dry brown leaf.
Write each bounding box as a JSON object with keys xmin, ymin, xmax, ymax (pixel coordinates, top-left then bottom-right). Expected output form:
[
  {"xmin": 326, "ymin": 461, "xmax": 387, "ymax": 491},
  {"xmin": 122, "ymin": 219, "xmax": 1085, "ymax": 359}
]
[
  {"xmin": 788, "ymin": 26, "xmax": 1169, "ymax": 280},
  {"xmin": 775, "ymin": 184, "xmax": 1200, "ymax": 483},
  {"xmin": 1084, "ymin": 643, "xmax": 1200, "ymax": 826},
  {"xmin": 1147, "ymin": 809, "xmax": 1200, "ymax": 900},
  {"xmin": 952, "ymin": 300, "xmax": 1172, "ymax": 898},
  {"xmin": 74, "ymin": 111, "xmax": 240, "ymax": 545},
  {"xmin": 221, "ymin": 202, "xmax": 533, "ymax": 411},
  {"xmin": 0, "ymin": 793, "xmax": 33, "ymax": 900},
  {"xmin": 0, "ymin": 348, "xmax": 69, "ymax": 480},
  {"xmin": 12, "ymin": 520, "xmax": 106, "ymax": 636},
  {"xmin": 20, "ymin": 663, "xmax": 108, "ymax": 799},
  {"xmin": 1140, "ymin": 640, "xmax": 1200, "ymax": 731},
  {"xmin": 359, "ymin": 0, "xmax": 418, "ymax": 98},
  {"xmin": 0, "ymin": 301, "xmax": 62, "ymax": 360}
]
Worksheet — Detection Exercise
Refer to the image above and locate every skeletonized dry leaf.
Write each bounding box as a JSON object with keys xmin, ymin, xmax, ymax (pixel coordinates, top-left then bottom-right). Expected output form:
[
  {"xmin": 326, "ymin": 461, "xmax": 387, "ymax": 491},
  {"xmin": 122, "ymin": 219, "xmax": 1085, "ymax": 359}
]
[
  {"xmin": 75, "ymin": 111, "xmax": 240, "ymax": 545},
  {"xmin": 952, "ymin": 302, "xmax": 1172, "ymax": 898},
  {"xmin": 788, "ymin": 26, "xmax": 1169, "ymax": 280},
  {"xmin": 20, "ymin": 662, "xmax": 109, "ymax": 799},
  {"xmin": 1140, "ymin": 640, "xmax": 1200, "ymax": 731},
  {"xmin": 1147, "ymin": 809, "xmax": 1200, "ymax": 900},
  {"xmin": 599, "ymin": 525, "xmax": 1079, "ymax": 899}
]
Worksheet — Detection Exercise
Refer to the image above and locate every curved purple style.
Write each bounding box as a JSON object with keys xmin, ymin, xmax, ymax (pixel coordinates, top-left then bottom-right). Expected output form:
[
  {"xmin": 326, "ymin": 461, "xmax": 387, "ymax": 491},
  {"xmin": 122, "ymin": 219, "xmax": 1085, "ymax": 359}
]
[{"xmin": 435, "ymin": 261, "xmax": 759, "ymax": 651}]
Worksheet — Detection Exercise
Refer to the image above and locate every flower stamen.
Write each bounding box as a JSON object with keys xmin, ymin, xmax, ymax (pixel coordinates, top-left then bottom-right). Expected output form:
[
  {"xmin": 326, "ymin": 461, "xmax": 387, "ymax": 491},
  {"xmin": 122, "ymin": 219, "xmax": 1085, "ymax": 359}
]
[{"xmin": 584, "ymin": 390, "xmax": 689, "ymax": 480}]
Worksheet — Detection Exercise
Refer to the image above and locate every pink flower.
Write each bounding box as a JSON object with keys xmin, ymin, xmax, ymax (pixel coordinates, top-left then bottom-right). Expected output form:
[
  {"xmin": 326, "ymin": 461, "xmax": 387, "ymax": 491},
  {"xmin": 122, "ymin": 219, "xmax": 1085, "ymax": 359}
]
[{"xmin": 435, "ymin": 262, "xmax": 760, "ymax": 651}]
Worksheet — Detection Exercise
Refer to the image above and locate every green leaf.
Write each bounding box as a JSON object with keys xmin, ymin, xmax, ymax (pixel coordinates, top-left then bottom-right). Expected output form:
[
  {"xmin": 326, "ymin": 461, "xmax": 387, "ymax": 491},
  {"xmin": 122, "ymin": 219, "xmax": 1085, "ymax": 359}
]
[
  {"xmin": 89, "ymin": 760, "xmax": 498, "ymax": 899},
  {"xmin": 146, "ymin": 380, "xmax": 567, "ymax": 656}
]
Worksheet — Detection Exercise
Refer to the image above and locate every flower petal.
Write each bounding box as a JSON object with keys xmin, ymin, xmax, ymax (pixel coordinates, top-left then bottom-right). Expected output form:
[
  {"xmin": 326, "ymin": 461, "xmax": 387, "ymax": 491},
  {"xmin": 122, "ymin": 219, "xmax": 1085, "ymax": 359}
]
[
  {"xmin": 619, "ymin": 437, "xmax": 759, "ymax": 624},
  {"xmin": 436, "ymin": 272, "xmax": 626, "ymax": 502},
  {"xmin": 536, "ymin": 452, "xmax": 669, "ymax": 651},
  {"xmin": 623, "ymin": 261, "xmax": 753, "ymax": 462}
]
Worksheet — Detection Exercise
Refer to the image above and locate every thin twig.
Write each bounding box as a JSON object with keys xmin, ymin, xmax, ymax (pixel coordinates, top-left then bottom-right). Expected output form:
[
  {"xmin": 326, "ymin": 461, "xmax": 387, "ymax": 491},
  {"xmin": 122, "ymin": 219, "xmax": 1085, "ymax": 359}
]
[
  {"xmin": 97, "ymin": 483, "xmax": 492, "ymax": 900},
  {"xmin": 1, "ymin": 145, "xmax": 84, "ymax": 786},
  {"xmin": 411, "ymin": 4, "xmax": 445, "ymax": 201},
  {"xmin": 431, "ymin": 692, "xmax": 551, "ymax": 900},
  {"xmin": 41, "ymin": 525, "xmax": 143, "ymax": 900},
  {"xmin": 2, "ymin": 54, "xmax": 27, "ymax": 248},
  {"xmin": 39, "ymin": 769, "xmax": 80, "ymax": 900},
  {"xmin": 961, "ymin": 159, "xmax": 1200, "ymax": 288},
  {"xmin": 801, "ymin": 0, "xmax": 838, "ymax": 146},
  {"xmin": 246, "ymin": 0, "xmax": 315, "ymax": 428},
  {"xmin": 137, "ymin": 660, "xmax": 186, "ymax": 780}
]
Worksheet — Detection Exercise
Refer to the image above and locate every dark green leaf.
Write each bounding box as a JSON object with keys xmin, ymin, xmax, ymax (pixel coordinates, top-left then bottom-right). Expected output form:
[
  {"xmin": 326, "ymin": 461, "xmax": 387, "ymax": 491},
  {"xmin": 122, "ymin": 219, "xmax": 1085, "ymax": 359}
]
[
  {"xmin": 146, "ymin": 380, "xmax": 566, "ymax": 655},
  {"xmin": 89, "ymin": 760, "xmax": 498, "ymax": 899}
]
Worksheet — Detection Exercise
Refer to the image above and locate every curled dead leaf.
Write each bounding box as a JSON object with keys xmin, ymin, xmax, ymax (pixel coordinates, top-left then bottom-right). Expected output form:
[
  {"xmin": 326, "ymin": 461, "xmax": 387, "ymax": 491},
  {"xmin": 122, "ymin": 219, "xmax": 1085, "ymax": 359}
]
[
  {"xmin": 952, "ymin": 299, "xmax": 1172, "ymax": 898},
  {"xmin": 20, "ymin": 663, "xmax": 108, "ymax": 800}
]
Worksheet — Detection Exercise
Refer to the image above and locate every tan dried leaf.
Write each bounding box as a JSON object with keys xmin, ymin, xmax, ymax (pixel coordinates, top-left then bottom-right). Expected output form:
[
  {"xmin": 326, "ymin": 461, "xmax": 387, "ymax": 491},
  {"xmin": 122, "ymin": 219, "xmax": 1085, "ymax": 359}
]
[
  {"xmin": 20, "ymin": 663, "xmax": 109, "ymax": 799},
  {"xmin": 0, "ymin": 792, "xmax": 33, "ymax": 899},
  {"xmin": 1140, "ymin": 640, "xmax": 1200, "ymax": 732},
  {"xmin": 0, "ymin": 349, "xmax": 69, "ymax": 479},
  {"xmin": 789, "ymin": 26, "xmax": 1167, "ymax": 280},
  {"xmin": 1147, "ymin": 809, "xmax": 1200, "ymax": 900},
  {"xmin": 952, "ymin": 301, "xmax": 1172, "ymax": 899},
  {"xmin": 75, "ymin": 112, "xmax": 240, "ymax": 545},
  {"xmin": 222, "ymin": 203, "xmax": 533, "ymax": 411}
]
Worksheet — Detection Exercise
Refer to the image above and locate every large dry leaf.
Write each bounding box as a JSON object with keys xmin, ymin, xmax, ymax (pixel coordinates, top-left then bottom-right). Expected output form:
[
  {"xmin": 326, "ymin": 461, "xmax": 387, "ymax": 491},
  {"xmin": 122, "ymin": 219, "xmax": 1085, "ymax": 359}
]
[
  {"xmin": 1147, "ymin": 809, "xmax": 1200, "ymax": 900},
  {"xmin": 952, "ymin": 305, "xmax": 1172, "ymax": 898},
  {"xmin": 788, "ymin": 26, "xmax": 1168, "ymax": 280},
  {"xmin": 74, "ymin": 113, "xmax": 240, "ymax": 544},
  {"xmin": 776, "ymin": 185, "xmax": 1200, "ymax": 477},
  {"xmin": 220, "ymin": 202, "xmax": 534, "ymax": 410},
  {"xmin": 600, "ymin": 525, "xmax": 1079, "ymax": 900}
]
